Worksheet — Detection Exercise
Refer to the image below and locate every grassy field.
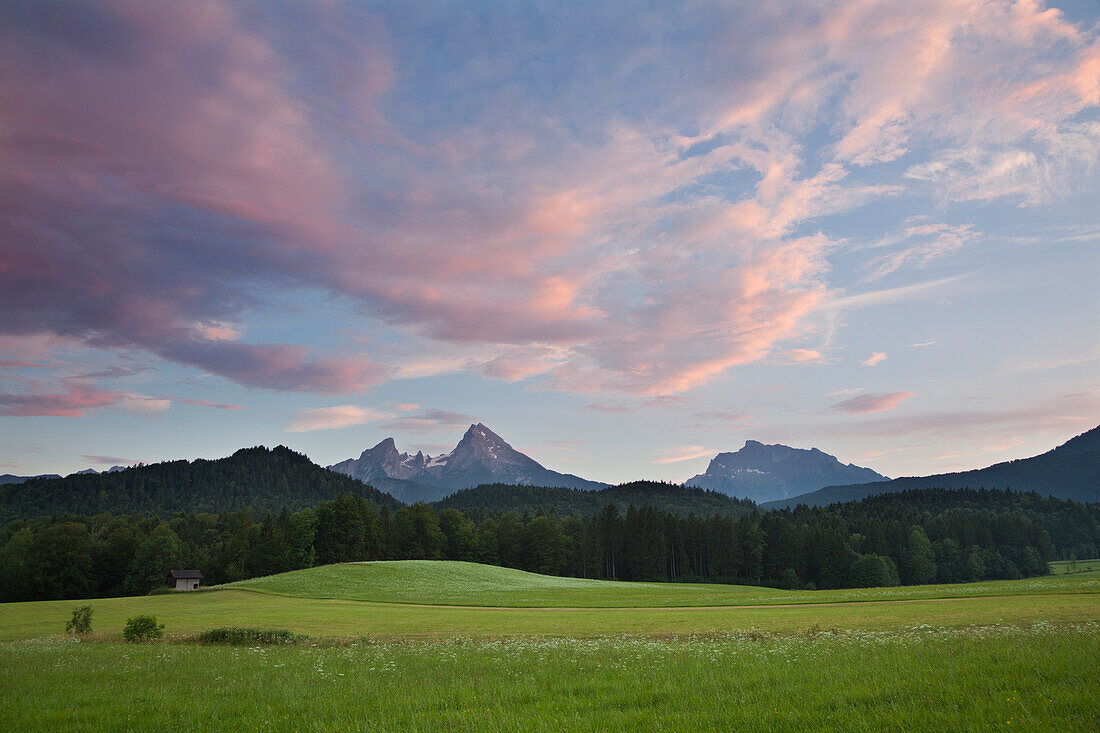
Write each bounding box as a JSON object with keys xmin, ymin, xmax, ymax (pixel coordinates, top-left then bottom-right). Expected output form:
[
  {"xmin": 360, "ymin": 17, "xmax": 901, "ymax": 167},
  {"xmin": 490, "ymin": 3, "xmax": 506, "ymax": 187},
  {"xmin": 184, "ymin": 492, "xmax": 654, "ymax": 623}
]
[
  {"xmin": 1, "ymin": 625, "xmax": 1096, "ymax": 731},
  {"xmin": 1050, "ymin": 558, "xmax": 1100, "ymax": 575},
  {"xmin": 1, "ymin": 561, "xmax": 1098, "ymax": 731},
  {"xmin": 0, "ymin": 562, "xmax": 1096, "ymax": 641},
  {"xmin": 223, "ymin": 559, "xmax": 1100, "ymax": 607}
]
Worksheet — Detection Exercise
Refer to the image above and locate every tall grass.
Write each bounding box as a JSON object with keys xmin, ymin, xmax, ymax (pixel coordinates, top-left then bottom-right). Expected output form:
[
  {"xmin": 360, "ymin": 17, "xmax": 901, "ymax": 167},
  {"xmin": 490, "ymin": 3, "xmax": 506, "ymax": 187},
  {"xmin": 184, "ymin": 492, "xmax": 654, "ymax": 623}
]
[{"xmin": 1, "ymin": 624, "xmax": 1096, "ymax": 731}]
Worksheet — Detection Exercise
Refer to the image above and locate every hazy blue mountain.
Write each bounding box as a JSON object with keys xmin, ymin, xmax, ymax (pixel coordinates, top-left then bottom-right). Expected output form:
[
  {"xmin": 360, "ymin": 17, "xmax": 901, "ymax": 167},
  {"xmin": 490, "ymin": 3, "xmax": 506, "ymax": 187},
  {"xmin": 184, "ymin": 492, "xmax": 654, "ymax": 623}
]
[
  {"xmin": 0, "ymin": 473, "xmax": 61, "ymax": 485},
  {"xmin": 763, "ymin": 425, "xmax": 1100, "ymax": 509},
  {"xmin": 330, "ymin": 423, "xmax": 607, "ymax": 502},
  {"xmin": 685, "ymin": 440, "xmax": 887, "ymax": 503}
]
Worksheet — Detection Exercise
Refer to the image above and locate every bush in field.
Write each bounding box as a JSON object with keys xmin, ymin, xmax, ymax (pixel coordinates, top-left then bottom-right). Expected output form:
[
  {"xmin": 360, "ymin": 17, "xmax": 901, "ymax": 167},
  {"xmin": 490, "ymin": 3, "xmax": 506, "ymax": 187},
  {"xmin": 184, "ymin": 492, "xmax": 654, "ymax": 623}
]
[
  {"xmin": 122, "ymin": 615, "xmax": 164, "ymax": 642},
  {"xmin": 849, "ymin": 555, "xmax": 900, "ymax": 588},
  {"xmin": 65, "ymin": 605, "xmax": 92, "ymax": 635},
  {"xmin": 196, "ymin": 628, "xmax": 296, "ymax": 645}
]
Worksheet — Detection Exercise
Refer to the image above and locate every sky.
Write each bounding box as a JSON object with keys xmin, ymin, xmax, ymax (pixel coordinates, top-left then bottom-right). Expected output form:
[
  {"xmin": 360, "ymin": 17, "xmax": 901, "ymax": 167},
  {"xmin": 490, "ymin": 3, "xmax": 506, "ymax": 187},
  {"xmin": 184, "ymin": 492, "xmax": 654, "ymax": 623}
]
[{"xmin": 1, "ymin": 0, "xmax": 1098, "ymax": 484}]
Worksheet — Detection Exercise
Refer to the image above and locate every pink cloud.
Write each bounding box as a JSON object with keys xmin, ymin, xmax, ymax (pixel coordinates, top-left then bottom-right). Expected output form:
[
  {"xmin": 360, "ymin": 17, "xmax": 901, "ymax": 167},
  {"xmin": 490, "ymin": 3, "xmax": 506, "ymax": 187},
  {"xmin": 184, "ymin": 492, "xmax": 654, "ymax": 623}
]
[
  {"xmin": 286, "ymin": 406, "xmax": 393, "ymax": 433},
  {"xmin": 175, "ymin": 397, "xmax": 244, "ymax": 411},
  {"xmin": 652, "ymin": 445, "xmax": 714, "ymax": 464},
  {"xmin": 378, "ymin": 409, "xmax": 479, "ymax": 434},
  {"xmin": 0, "ymin": 385, "xmax": 126, "ymax": 417},
  {"xmin": 829, "ymin": 391, "xmax": 913, "ymax": 415},
  {"xmin": 861, "ymin": 352, "xmax": 888, "ymax": 367},
  {"xmin": 784, "ymin": 349, "xmax": 825, "ymax": 363},
  {"xmin": 584, "ymin": 403, "xmax": 634, "ymax": 414}
]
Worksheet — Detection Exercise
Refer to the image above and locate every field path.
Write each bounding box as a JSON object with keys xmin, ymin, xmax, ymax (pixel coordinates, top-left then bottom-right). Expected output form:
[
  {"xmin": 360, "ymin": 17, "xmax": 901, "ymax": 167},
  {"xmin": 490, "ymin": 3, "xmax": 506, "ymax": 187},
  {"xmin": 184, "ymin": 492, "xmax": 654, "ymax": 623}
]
[{"xmin": 306, "ymin": 591, "xmax": 1089, "ymax": 612}]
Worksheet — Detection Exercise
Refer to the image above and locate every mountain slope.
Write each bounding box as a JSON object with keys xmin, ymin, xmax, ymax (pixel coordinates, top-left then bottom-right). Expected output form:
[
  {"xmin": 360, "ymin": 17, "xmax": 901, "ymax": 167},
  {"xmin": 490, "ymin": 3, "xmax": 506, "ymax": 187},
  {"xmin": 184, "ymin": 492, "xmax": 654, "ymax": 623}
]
[
  {"xmin": 433, "ymin": 481, "xmax": 755, "ymax": 517},
  {"xmin": 763, "ymin": 426, "xmax": 1100, "ymax": 509},
  {"xmin": 0, "ymin": 446, "xmax": 401, "ymax": 521},
  {"xmin": 685, "ymin": 440, "xmax": 887, "ymax": 503},
  {"xmin": 330, "ymin": 424, "xmax": 607, "ymax": 501}
]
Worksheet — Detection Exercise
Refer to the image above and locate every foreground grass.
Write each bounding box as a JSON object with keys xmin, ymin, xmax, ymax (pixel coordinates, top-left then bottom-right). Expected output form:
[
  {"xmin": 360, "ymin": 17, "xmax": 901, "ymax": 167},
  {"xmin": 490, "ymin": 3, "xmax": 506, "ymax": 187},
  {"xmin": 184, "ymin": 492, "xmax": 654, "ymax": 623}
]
[
  {"xmin": 1, "ymin": 625, "xmax": 1096, "ymax": 731},
  {"xmin": 226, "ymin": 560, "xmax": 1100, "ymax": 607}
]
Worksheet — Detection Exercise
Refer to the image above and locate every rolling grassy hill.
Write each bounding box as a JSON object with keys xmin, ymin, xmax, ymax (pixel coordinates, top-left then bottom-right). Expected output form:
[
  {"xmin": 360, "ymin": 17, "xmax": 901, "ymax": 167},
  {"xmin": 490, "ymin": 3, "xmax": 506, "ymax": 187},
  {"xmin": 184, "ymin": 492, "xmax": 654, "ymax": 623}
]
[
  {"xmin": 224, "ymin": 559, "xmax": 1100, "ymax": 609},
  {"xmin": 225, "ymin": 560, "xmax": 783, "ymax": 607}
]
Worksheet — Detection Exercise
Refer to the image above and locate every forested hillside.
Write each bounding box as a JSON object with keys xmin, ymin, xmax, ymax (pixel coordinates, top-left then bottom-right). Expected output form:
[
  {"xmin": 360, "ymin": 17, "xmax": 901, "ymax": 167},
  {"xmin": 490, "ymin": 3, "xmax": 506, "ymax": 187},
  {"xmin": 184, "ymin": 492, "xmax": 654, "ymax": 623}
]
[
  {"xmin": 2, "ymin": 488, "xmax": 1094, "ymax": 603},
  {"xmin": 434, "ymin": 481, "xmax": 754, "ymax": 518},
  {"xmin": 0, "ymin": 446, "xmax": 400, "ymax": 522}
]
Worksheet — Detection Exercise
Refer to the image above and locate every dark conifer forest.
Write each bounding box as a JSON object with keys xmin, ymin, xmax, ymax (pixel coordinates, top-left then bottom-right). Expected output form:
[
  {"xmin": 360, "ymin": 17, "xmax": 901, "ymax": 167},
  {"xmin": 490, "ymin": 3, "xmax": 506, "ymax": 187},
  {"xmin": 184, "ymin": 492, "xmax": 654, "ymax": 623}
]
[{"xmin": 1, "ymin": 483, "xmax": 1095, "ymax": 602}]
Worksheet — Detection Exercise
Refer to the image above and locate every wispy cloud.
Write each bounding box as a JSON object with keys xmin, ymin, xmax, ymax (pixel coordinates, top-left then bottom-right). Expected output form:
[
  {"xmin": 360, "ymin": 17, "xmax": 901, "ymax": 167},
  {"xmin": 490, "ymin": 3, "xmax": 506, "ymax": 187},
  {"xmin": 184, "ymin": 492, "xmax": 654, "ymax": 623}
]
[
  {"xmin": 783, "ymin": 349, "xmax": 825, "ymax": 363},
  {"xmin": 1000, "ymin": 354, "xmax": 1099, "ymax": 374},
  {"xmin": 585, "ymin": 403, "xmax": 634, "ymax": 414},
  {"xmin": 828, "ymin": 391, "xmax": 913, "ymax": 415},
  {"xmin": 174, "ymin": 397, "xmax": 245, "ymax": 411},
  {"xmin": 861, "ymin": 352, "xmax": 887, "ymax": 367},
  {"xmin": 80, "ymin": 454, "xmax": 136, "ymax": 466},
  {"xmin": 0, "ymin": 386, "xmax": 163, "ymax": 417},
  {"xmin": 286, "ymin": 406, "xmax": 394, "ymax": 433},
  {"xmin": 378, "ymin": 409, "xmax": 478, "ymax": 434},
  {"xmin": 652, "ymin": 445, "xmax": 713, "ymax": 464}
]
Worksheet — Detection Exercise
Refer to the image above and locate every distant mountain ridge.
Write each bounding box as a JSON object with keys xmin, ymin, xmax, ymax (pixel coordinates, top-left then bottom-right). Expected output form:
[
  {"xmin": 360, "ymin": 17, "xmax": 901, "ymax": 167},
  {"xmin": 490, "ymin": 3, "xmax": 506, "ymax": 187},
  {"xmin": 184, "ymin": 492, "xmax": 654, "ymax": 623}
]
[
  {"xmin": 329, "ymin": 424, "xmax": 607, "ymax": 502},
  {"xmin": 0, "ymin": 473, "xmax": 62, "ymax": 485},
  {"xmin": 685, "ymin": 440, "xmax": 887, "ymax": 503},
  {"xmin": 763, "ymin": 425, "xmax": 1100, "ymax": 509},
  {"xmin": 1, "ymin": 466, "xmax": 127, "ymax": 485}
]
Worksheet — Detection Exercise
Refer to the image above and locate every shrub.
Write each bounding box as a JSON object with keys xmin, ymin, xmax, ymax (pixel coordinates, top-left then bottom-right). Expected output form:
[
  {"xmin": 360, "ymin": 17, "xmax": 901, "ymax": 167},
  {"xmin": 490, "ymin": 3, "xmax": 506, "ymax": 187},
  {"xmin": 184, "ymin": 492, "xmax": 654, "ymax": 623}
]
[
  {"xmin": 146, "ymin": 586, "xmax": 170, "ymax": 596},
  {"xmin": 65, "ymin": 605, "xmax": 93, "ymax": 635},
  {"xmin": 123, "ymin": 615, "xmax": 164, "ymax": 642},
  {"xmin": 195, "ymin": 628, "xmax": 297, "ymax": 646}
]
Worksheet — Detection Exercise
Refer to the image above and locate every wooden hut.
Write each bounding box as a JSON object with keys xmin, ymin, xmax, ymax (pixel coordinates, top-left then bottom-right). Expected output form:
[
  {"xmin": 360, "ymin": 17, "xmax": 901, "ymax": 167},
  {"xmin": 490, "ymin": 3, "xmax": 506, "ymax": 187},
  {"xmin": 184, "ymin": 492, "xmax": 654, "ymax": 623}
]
[{"xmin": 166, "ymin": 570, "xmax": 203, "ymax": 591}]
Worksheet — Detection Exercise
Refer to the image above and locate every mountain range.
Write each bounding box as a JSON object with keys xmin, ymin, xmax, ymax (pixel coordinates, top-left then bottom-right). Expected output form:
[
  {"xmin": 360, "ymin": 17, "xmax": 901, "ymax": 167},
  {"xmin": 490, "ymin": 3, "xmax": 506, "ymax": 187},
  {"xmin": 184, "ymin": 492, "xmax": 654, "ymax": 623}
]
[
  {"xmin": 0, "ymin": 465, "xmax": 127, "ymax": 485},
  {"xmin": 762, "ymin": 425, "xmax": 1100, "ymax": 509},
  {"xmin": 684, "ymin": 440, "xmax": 888, "ymax": 503},
  {"xmin": 0, "ymin": 473, "xmax": 62, "ymax": 485},
  {"xmin": 328, "ymin": 423, "xmax": 607, "ymax": 502}
]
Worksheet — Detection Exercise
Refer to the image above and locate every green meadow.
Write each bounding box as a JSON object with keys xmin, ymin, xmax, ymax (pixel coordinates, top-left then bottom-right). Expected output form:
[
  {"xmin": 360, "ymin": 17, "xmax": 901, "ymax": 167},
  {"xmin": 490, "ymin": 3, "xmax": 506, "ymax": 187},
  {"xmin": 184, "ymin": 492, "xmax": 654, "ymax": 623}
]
[
  {"xmin": 1049, "ymin": 558, "xmax": 1100, "ymax": 575},
  {"xmin": 223, "ymin": 559, "xmax": 1100, "ymax": 607},
  {"xmin": 1, "ymin": 561, "xmax": 1098, "ymax": 731}
]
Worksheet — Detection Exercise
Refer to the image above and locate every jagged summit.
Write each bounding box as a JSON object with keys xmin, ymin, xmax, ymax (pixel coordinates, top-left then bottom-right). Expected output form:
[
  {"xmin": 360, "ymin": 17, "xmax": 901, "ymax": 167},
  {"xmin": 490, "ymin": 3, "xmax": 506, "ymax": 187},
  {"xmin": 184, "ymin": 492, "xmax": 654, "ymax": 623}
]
[
  {"xmin": 685, "ymin": 441, "xmax": 887, "ymax": 503},
  {"xmin": 329, "ymin": 424, "xmax": 607, "ymax": 502}
]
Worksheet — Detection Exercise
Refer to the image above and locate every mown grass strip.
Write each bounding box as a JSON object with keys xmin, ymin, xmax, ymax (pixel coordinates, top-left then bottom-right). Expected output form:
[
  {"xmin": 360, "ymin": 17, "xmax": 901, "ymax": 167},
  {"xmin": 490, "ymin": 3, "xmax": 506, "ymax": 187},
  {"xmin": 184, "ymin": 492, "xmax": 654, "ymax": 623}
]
[{"xmin": 1, "ymin": 588, "xmax": 1097, "ymax": 642}]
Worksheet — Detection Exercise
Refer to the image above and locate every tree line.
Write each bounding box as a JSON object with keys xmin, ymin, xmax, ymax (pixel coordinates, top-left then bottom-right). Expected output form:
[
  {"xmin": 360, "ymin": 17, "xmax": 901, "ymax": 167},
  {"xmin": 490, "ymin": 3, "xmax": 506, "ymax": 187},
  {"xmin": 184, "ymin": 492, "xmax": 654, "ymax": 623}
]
[{"xmin": 1, "ymin": 487, "xmax": 1095, "ymax": 603}]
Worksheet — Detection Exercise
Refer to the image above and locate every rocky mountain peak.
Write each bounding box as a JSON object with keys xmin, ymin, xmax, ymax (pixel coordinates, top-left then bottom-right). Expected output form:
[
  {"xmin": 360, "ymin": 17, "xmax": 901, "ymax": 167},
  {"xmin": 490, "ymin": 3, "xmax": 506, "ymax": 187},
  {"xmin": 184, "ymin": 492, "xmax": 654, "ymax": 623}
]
[
  {"xmin": 686, "ymin": 441, "xmax": 887, "ymax": 503},
  {"xmin": 328, "ymin": 423, "xmax": 606, "ymax": 497}
]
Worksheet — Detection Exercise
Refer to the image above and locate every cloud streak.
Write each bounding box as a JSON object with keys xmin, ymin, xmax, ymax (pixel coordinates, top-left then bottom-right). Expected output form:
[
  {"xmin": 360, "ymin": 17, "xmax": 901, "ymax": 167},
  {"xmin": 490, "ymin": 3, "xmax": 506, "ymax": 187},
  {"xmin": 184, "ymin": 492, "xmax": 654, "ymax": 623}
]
[
  {"xmin": 829, "ymin": 391, "xmax": 914, "ymax": 415},
  {"xmin": 286, "ymin": 406, "xmax": 394, "ymax": 433},
  {"xmin": 652, "ymin": 445, "xmax": 714, "ymax": 464}
]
